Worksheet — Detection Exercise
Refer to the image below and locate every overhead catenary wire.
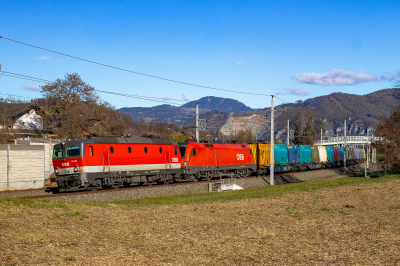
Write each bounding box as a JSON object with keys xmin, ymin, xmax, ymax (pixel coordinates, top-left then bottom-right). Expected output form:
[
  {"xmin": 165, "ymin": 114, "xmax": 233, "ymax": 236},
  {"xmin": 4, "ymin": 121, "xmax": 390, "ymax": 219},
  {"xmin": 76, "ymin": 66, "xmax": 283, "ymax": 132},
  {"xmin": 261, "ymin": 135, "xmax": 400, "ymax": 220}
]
[
  {"xmin": 0, "ymin": 92, "xmax": 33, "ymax": 99},
  {"xmin": 0, "ymin": 36, "xmax": 284, "ymax": 99},
  {"xmin": 0, "ymin": 71, "xmax": 187, "ymax": 106}
]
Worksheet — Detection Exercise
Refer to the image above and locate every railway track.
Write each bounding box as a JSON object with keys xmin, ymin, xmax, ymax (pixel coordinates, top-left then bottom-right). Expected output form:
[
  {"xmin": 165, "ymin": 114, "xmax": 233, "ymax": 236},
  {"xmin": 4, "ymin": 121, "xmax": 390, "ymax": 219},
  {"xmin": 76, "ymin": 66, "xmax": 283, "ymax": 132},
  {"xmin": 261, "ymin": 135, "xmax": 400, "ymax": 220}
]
[{"xmin": 16, "ymin": 167, "xmax": 352, "ymax": 200}]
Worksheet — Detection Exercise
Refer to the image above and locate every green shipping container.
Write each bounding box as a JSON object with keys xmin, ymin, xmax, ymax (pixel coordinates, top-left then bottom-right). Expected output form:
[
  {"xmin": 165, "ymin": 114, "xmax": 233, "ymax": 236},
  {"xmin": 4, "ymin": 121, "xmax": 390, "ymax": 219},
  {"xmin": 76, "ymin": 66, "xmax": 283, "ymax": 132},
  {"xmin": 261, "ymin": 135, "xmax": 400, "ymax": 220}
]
[{"xmin": 311, "ymin": 146, "xmax": 320, "ymax": 163}]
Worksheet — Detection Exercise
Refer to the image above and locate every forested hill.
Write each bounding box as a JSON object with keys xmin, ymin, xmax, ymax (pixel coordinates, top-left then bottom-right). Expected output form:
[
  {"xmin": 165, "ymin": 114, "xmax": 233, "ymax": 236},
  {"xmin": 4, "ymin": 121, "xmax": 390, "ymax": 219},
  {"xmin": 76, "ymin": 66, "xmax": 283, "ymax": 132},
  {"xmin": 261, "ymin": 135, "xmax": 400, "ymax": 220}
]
[
  {"xmin": 118, "ymin": 96, "xmax": 254, "ymax": 125},
  {"xmin": 288, "ymin": 89, "xmax": 399, "ymax": 132},
  {"xmin": 119, "ymin": 89, "xmax": 399, "ymax": 137}
]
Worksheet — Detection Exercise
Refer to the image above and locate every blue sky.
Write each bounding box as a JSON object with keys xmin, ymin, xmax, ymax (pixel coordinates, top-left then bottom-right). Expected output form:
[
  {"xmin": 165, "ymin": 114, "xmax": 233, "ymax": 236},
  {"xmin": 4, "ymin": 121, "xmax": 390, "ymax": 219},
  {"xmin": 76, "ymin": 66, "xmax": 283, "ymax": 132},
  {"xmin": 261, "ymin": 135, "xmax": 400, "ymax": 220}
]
[{"xmin": 1, "ymin": 0, "xmax": 399, "ymax": 109}]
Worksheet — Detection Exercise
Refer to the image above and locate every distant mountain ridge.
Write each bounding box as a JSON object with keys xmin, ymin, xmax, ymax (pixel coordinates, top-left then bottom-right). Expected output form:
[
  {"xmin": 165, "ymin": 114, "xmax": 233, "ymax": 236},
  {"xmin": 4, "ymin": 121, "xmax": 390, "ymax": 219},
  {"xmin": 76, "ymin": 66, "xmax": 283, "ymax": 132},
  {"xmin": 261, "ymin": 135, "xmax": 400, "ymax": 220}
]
[
  {"xmin": 119, "ymin": 89, "xmax": 399, "ymax": 139},
  {"xmin": 118, "ymin": 96, "xmax": 254, "ymax": 125}
]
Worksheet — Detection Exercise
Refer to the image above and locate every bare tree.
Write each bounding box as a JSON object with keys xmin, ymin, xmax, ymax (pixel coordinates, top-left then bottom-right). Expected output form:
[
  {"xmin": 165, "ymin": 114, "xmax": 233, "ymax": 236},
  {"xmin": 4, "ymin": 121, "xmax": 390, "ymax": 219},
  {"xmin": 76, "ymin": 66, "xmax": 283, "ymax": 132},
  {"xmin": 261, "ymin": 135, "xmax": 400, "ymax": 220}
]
[
  {"xmin": 374, "ymin": 107, "xmax": 400, "ymax": 169},
  {"xmin": 38, "ymin": 73, "xmax": 126, "ymax": 139},
  {"xmin": 291, "ymin": 107, "xmax": 322, "ymax": 146},
  {"xmin": 226, "ymin": 129, "xmax": 256, "ymax": 143}
]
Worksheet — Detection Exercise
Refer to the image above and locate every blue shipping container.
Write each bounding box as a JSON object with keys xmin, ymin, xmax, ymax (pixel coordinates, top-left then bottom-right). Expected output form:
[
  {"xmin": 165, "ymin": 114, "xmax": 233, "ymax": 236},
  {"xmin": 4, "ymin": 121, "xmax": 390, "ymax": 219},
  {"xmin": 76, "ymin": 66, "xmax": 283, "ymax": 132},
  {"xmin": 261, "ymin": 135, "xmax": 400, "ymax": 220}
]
[
  {"xmin": 288, "ymin": 145, "xmax": 300, "ymax": 165},
  {"xmin": 299, "ymin": 145, "xmax": 312, "ymax": 164},
  {"xmin": 338, "ymin": 147, "xmax": 344, "ymax": 162},
  {"xmin": 274, "ymin": 144, "xmax": 289, "ymax": 166},
  {"xmin": 325, "ymin": 146, "xmax": 334, "ymax": 163}
]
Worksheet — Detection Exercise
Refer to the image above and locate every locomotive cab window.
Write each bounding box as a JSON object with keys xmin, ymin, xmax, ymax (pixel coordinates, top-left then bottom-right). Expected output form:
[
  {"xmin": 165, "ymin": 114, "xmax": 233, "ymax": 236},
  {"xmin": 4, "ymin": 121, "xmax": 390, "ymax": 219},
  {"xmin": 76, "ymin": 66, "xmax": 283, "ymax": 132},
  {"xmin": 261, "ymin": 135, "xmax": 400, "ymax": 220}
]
[
  {"xmin": 88, "ymin": 146, "xmax": 94, "ymax": 156},
  {"xmin": 144, "ymin": 147, "xmax": 148, "ymax": 153},
  {"xmin": 250, "ymin": 149, "xmax": 253, "ymax": 156},
  {"xmin": 174, "ymin": 147, "xmax": 178, "ymax": 155},
  {"xmin": 53, "ymin": 146, "xmax": 63, "ymax": 159},
  {"xmin": 128, "ymin": 147, "xmax": 131, "ymax": 153},
  {"xmin": 178, "ymin": 144, "xmax": 187, "ymax": 160},
  {"xmin": 110, "ymin": 147, "xmax": 114, "ymax": 153},
  {"xmin": 66, "ymin": 146, "xmax": 80, "ymax": 158},
  {"xmin": 190, "ymin": 149, "xmax": 197, "ymax": 156},
  {"xmin": 159, "ymin": 147, "xmax": 162, "ymax": 153}
]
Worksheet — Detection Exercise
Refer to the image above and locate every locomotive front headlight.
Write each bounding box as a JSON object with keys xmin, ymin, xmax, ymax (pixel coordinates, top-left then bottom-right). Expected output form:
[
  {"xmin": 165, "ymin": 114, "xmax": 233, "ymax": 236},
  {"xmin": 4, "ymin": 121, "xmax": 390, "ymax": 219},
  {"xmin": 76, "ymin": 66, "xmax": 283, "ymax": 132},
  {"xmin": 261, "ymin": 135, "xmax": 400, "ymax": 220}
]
[
  {"xmin": 55, "ymin": 168, "xmax": 59, "ymax": 174},
  {"xmin": 74, "ymin": 166, "xmax": 78, "ymax": 172}
]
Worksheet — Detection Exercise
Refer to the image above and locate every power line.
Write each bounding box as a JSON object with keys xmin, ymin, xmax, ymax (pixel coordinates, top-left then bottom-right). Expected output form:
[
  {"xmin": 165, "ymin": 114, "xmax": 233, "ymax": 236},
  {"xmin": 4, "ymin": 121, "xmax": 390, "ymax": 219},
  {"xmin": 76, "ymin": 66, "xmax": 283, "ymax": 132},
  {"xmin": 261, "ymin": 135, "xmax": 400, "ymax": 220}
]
[
  {"xmin": 0, "ymin": 92, "xmax": 33, "ymax": 99},
  {"xmin": 0, "ymin": 71, "xmax": 187, "ymax": 106},
  {"xmin": 0, "ymin": 36, "xmax": 279, "ymax": 98}
]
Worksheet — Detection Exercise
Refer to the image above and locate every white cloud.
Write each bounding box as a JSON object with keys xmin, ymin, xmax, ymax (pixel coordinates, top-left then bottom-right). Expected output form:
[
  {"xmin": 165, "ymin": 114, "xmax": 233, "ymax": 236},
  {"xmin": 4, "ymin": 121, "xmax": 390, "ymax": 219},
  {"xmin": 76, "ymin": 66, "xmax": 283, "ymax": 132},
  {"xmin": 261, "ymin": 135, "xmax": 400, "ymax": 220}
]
[
  {"xmin": 160, "ymin": 94, "xmax": 174, "ymax": 100},
  {"xmin": 276, "ymin": 88, "xmax": 310, "ymax": 96},
  {"xmin": 292, "ymin": 69, "xmax": 387, "ymax": 86},
  {"xmin": 385, "ymin": 70, "xmax": 399, "ymax": 79},
  {"xmin": 37, "ymin": 56, "xmax": 51, "ymax": 62},
  {"xmin": 22, "ymin": 85, "xmax": 41, "ymax": 91},
  {"xmin": 236, "ymin": 61, "xmax": 243, "ymax": 66},
  {"xmin": 159, "ymin": 92, "xmax": 191, "ymax": 103},
  {"xmin": 181, "ymin": 92, "xmax": 191, "ymax": 101}
]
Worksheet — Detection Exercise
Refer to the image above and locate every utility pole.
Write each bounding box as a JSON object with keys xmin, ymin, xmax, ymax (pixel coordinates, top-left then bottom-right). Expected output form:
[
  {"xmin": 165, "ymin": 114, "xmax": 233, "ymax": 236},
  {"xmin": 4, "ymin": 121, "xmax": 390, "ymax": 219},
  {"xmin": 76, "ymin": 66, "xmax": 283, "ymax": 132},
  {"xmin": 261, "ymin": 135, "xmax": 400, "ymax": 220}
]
[
  {"xmin": 287, "ymin": 118, "xmax": 289, "ymax": 145},
  {"xmin": 196, "ymin": 101, "xmax": 199, "ymax": 142},
  {"xmin": 372, "ymin": 134, "xmax": 374, "ymax": 163},
  {"xmin": 270, "ymin": 96, "xmax": 274, "ymax": 185},
  {"xmin": 320, "ymin": 128, "xmax": 323, "ymax": 147},
  {"xmin": 344, "ymin": 118, "xmax": 347, "ymax": 173},
  {"xmin": 367, "ymin": 131, "xmax": 369, "ymax": 165},
  {"xmin": 336, "ymin": 133, "xmax": 338, "ymax": 147}
]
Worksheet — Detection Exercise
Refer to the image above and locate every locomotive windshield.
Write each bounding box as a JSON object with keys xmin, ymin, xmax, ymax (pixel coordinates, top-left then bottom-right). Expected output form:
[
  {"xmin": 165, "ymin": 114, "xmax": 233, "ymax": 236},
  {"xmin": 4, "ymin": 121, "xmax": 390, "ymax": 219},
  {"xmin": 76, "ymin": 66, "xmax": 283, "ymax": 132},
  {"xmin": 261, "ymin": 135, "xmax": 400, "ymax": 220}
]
[
  {"xmin": 178, "ymin": 143, "xmax": 187, "ymax": 160},
  {"xmin": 66, "ymin": 146, "xmax": 81, "ymax": 157},
  {"xmin": 53, "ymin": 146, "xmax": 63, "ymax": 159}
]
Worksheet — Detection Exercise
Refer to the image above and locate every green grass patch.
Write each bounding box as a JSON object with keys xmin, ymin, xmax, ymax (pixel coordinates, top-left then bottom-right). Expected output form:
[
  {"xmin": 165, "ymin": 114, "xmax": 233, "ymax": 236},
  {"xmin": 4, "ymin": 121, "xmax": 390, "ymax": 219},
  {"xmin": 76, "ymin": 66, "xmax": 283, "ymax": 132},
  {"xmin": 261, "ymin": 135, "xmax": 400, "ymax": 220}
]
[
  {"xmin": 1, "ymin": 174, "xmax": 399, "ymax": 209},
  {"xmin": 0, "ymin": 198, "xmax": 68, "ymax": 209}
]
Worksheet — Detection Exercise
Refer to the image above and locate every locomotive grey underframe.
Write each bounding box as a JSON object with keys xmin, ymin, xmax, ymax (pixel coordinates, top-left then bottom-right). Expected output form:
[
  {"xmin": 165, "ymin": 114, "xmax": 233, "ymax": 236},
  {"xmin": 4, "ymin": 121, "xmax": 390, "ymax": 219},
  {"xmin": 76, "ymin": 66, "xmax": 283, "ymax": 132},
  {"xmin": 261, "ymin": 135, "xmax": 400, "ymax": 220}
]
[
  {"xmin": 182, "ymin": 164, "xmax": 257, "ymax": 176},
  {"xmin": 53, "ymin": 168, "xmax": 181, "ymax": 186}
]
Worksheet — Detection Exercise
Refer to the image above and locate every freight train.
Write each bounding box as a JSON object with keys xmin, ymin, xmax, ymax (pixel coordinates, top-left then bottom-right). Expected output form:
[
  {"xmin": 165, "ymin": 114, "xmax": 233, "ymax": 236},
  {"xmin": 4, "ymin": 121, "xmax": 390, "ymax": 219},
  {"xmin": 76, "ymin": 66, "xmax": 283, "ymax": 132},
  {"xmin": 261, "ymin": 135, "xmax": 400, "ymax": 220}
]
[
  {"xmin": 50, "ymin": 137, "xmax": 364, "ymax": 193},
  {"xmin": 249, "ymin": 143, "xmax": 365, "ymax": 175}
]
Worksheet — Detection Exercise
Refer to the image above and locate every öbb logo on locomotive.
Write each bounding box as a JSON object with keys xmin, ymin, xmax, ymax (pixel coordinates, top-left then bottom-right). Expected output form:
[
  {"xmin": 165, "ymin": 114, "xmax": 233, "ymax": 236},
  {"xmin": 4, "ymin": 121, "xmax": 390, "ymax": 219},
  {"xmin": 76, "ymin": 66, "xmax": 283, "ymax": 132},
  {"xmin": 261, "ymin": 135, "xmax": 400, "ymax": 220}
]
[
  {"xmin": 171, "ymin": 158, "xmax": 179, "ymax": 163},
  {"xmin": 236, "ymin": 154, "xmax": 244, "ymax": 160}
]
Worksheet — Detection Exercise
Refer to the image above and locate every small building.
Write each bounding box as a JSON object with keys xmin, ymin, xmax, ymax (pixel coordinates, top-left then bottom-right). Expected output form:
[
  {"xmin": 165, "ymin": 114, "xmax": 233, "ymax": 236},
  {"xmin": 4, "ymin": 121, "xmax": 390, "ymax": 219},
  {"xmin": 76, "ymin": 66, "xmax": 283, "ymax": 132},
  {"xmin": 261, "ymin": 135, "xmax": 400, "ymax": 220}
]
[{"xmin": 12, "ymin": 106, "xmax": 43, "ymax": 130}]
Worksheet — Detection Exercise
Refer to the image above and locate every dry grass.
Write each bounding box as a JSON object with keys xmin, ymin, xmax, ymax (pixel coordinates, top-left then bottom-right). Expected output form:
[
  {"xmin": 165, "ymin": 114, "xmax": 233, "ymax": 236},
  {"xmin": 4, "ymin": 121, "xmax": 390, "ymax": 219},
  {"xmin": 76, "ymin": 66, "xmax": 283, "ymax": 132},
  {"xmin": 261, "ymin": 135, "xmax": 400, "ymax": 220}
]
[{"xmin": 1, "ymin": 178, "xmax": 400, "ymax": 265}]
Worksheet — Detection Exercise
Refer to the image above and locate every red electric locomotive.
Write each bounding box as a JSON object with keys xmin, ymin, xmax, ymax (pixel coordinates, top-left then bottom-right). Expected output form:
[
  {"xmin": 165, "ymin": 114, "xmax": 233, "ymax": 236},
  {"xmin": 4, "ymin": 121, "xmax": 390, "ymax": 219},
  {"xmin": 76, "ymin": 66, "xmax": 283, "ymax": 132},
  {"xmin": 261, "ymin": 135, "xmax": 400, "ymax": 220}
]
[
  {"xmin": 177, "ymin": 142, "xmax": 256, "ymax": 181},
  {"xmin": 51, "ymin": 137, "xmax": 181, "ymax": 192}
]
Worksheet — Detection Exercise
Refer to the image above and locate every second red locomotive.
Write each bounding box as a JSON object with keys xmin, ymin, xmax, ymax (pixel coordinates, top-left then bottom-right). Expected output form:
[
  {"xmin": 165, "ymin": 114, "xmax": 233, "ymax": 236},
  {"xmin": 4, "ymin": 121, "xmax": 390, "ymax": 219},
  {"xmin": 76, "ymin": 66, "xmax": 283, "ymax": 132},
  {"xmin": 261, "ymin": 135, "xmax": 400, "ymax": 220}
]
[{"xmin": 51, "ymin": 137, "xmax": 255, "ymax": 192}]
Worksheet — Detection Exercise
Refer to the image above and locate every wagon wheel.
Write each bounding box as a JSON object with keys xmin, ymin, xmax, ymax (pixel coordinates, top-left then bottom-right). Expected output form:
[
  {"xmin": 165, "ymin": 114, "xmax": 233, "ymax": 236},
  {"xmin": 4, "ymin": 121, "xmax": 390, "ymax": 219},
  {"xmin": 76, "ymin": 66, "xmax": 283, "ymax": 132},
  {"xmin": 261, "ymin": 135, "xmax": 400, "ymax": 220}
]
[
  {"xmin": 163, "ymin": 175, "xmax": 173, "ymax": 185},
  {"xmin": 191, "ymin": 174, "xmax": 199, "ymax": 182},
  {"xmin": 203, "ymin": 172, "xmax": 212, "ymax": 181}
]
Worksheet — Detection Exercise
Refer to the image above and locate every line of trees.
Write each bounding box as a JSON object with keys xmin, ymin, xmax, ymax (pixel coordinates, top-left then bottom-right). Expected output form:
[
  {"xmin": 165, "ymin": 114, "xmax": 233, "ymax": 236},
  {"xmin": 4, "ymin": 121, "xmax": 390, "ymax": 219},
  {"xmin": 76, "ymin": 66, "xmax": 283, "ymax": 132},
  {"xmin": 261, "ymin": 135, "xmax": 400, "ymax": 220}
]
[{"xmin": 374, "ymin": 70, "xmax": 400, "ymax": 169}]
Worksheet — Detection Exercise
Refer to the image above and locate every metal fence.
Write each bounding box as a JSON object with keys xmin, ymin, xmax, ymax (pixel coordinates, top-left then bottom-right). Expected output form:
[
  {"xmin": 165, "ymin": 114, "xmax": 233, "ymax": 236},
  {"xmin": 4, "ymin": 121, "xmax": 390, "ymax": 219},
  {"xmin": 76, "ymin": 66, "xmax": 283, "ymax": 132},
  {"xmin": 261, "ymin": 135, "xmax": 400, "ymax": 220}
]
[
  {"xmin": 316, "ymin": 136, "xmax": 384, "ymax": 144},
  {"xmin": 365, "ymin": 164, "xmax": 386, "ymax": 178}
]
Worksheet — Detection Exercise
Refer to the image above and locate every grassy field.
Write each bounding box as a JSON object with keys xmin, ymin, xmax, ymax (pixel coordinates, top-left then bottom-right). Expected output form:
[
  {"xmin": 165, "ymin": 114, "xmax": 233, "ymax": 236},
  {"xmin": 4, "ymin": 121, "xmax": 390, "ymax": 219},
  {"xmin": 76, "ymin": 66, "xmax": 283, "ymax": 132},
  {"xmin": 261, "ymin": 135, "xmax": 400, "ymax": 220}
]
[{"xmin": 1, "ymin": 175, "xmax": 400, "ymax": 265}]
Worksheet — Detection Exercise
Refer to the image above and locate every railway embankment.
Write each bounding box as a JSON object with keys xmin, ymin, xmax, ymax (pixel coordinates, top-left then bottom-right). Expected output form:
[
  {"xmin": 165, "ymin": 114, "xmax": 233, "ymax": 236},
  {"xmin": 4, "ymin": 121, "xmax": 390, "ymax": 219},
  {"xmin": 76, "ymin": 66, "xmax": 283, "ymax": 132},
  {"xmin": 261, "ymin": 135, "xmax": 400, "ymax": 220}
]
[{"xmin": 0, "ymin": 164, "xmax": 364, "ymax": 201}]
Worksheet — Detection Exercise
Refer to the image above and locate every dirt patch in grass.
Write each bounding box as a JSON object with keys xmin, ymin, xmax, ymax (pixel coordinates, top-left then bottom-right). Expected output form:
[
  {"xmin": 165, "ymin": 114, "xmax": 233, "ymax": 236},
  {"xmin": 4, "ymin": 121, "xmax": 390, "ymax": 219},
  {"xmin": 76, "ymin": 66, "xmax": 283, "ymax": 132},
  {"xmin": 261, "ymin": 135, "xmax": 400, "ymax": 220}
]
[{"xmin": 1, "ymin": 178, "xmax": 400, "ymax": 265}]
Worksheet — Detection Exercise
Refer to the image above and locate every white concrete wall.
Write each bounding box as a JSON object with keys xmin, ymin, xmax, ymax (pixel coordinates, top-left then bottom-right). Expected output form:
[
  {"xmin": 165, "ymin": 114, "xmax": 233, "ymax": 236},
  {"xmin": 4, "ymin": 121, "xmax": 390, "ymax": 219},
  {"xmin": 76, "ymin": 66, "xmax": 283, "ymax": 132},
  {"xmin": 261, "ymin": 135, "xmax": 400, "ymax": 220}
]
[
  {"xmin": 22, "ymin": 138, "xmax": 61, "ymax": 179},
  {"xmin": 0, "ymin": 148, "xmax": 7, "ymax": 185},
  {"xmin": 0, "ymin": 145, "xmax": 45, "ymax": 191}
]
